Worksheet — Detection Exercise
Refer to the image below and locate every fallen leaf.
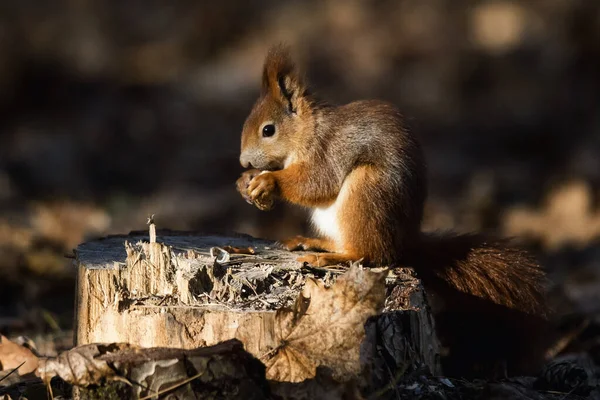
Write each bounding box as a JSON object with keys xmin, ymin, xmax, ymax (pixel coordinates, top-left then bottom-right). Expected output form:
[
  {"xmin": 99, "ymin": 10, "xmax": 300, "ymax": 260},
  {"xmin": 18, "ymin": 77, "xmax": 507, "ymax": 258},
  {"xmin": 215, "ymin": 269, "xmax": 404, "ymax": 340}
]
[
  {"xmin": 263, "ymin": 263, "xmax": 388, "ymax": 382},
  {"xmin": 0, "ymin": 335, "xmax": 39, "ymax": 375},
  {"xmin": 37, "ymin": 343, "xmax": 135, "ymax": 386},
  {"xmin": 37, "ymin": 340, "xmax": 271, "ymax": 398},
  {"xmin": 222, "ymin": 245, "xmax": 255, "ymax": 255}
]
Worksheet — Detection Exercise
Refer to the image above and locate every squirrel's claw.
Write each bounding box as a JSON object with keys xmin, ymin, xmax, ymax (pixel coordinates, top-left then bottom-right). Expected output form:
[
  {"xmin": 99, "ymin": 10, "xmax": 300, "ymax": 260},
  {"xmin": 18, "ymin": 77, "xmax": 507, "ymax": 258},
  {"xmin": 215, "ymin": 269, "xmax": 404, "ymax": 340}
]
[
  {"xmin": 236, "ymin": 169, "xmax": 276, "ymax": 211},
  {"xmin": 236, "ymin": 169, "xmax": 264, "ymax": 206},
  {"xmin": 247, "ymin": 172, "xmax": 276, "ymax": 211}
]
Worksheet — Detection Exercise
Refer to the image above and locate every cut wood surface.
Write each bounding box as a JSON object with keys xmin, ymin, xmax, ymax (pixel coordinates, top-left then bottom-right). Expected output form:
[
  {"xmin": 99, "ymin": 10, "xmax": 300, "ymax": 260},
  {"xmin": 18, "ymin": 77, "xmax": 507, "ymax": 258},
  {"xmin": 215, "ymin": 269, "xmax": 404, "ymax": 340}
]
[{"xmin": 74, "ymin": 229, "xmax": 441, "ymax": 383}]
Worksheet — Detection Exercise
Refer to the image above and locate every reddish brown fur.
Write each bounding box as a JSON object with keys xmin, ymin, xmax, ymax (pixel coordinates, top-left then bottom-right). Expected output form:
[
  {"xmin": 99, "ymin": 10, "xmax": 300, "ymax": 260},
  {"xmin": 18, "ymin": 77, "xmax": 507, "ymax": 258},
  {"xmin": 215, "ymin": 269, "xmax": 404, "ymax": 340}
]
[
  {"xmin": 404, "ymin": 232, "xmax": 551, "ymax": 377},
  {"xmin": 236, "ymin": 44, "xmax": 550, "ymax": 378},
  {"xmin": 407, "ymin": 233, "xmax": 547, "ymax": 316},
  {"xmin": 281, "ymin": 236, "xmax": 336, "ymax": 252}
]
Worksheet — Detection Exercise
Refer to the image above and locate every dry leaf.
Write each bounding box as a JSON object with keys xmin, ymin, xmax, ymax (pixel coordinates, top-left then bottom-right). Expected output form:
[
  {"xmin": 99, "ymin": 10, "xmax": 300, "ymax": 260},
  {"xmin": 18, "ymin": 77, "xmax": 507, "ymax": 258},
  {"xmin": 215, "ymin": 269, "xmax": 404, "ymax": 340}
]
[
  {"xmin": 0, "ymin": 335, "xmax": 39, "ymax": 375},
  {"xmin": 263, "ymin": 263, "xmax": 387, "ymax": 382},
  {"xmin": 37, "ymin": 343, "xmax": 135, "ymax": 386},
  {"xmin": 222, "ymin": 245, "xmax": 255, "ymax": 255},
  {"xmin": 38, "ymin": 340, "xmax": 271, "ymax": 398}
]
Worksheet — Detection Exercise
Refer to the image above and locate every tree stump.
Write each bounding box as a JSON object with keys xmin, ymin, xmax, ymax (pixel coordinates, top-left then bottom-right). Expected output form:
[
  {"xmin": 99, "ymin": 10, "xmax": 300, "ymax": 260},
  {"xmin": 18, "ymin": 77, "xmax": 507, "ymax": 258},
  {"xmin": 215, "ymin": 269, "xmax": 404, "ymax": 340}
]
[{"xmin": 73, "ymin": 229, "xmax": 441, "ymax": 385}]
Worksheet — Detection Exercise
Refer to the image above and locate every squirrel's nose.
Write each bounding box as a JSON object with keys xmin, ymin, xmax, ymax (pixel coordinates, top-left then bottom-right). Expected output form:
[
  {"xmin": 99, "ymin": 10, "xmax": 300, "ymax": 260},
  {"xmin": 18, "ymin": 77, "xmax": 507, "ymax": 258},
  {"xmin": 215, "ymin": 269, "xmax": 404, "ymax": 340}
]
[{"xmin": 239, "ymin": 153, "xmax": 251, "ymax": 169}]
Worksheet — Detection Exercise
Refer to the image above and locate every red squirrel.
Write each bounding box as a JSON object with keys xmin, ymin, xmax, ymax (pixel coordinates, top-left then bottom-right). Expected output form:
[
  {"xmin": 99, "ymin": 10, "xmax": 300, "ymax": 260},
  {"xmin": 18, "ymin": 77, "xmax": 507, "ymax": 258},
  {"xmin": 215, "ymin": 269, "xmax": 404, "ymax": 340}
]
[{"xmin": 236, "ymin": 45, "xmax": 549, "ymax": 378}]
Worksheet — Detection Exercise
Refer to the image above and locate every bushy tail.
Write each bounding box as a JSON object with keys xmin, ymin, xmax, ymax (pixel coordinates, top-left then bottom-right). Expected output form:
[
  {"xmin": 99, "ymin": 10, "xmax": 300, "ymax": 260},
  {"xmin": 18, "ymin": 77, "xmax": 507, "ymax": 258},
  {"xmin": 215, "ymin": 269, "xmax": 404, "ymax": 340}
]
[
  {"xmin": 403, "ymin": 232, "xmax": 550, "ymax": 377},
  {"xmin": 405, "ymin": 231, "xmax": 548, "ymax": 316}
]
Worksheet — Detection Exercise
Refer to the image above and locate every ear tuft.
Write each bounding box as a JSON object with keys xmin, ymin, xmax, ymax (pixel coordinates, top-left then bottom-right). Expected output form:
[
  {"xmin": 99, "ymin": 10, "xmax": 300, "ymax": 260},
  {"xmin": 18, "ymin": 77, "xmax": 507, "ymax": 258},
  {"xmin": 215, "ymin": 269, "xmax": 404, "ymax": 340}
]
[{"xmin": 262, "ymin": 44, "xmax": 305, "ymax": 114}]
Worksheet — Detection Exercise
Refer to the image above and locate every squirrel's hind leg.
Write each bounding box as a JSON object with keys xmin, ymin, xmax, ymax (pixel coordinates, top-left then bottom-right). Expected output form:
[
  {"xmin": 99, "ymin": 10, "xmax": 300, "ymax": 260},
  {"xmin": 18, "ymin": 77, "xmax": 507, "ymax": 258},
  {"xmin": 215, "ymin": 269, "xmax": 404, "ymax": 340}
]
[
  {"xmin": 297, "ymin": 252, "xmax": 359, "ymax": 267},
  {"xmin": 281, "ymin": 237, "xmax": 359, "ymax": 266},
  {"xmin": 279, "ymin": 236, "xmax": 336, "ymax": 252}
]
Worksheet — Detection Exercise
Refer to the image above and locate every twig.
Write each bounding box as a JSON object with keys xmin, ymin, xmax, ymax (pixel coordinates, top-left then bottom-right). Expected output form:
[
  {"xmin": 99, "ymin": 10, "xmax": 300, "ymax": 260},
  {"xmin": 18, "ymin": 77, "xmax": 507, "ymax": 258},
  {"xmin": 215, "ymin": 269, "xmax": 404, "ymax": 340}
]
[
  {"xmin": 42, "ymin": 309, "xmax": 61, "ymax": 332},
  {"xmin": 139, "ymin": 370, "xmax": 205, "ymax": 400},
  {"xmin": 545, "ymin": 318, "xmax": 590, "ymax": 360},
  {"xmin": 46, "ymin": 379, "xmax": 54, "ymax": 400},
  {"xmin": 147, "ymin": 214, "xmax": 156, "ymax": 244},
  {"xmin": 0, "ymin": 361, "xmax": 26, "ymax": 384}
]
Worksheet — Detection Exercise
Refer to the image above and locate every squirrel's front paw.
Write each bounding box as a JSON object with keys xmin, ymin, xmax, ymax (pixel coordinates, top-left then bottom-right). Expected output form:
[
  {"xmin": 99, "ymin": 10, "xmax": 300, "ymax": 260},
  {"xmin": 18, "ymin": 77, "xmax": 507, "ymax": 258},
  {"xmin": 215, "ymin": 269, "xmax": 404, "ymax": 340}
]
[
  {"xmin": 236, "ymin": 169, "xmax": 261, "ymax": 205},
  {"xmin": 247, "ymin": 172, "xmax": 277, "ymax": 211}
]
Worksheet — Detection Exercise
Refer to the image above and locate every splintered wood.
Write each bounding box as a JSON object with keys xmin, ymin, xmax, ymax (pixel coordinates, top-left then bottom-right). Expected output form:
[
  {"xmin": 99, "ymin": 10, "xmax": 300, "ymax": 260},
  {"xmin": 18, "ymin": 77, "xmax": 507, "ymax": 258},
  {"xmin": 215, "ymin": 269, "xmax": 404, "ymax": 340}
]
[{"xmin": 74, "ymin": 230, "xmax": 441, "ymax": 384}]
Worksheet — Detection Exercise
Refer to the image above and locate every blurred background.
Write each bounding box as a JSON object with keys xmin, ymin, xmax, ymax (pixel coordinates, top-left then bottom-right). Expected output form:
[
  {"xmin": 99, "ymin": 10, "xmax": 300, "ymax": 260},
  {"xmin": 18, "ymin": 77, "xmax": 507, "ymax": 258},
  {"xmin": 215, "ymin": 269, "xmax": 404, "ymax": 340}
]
[{"xmin": 0, "ymin": 0, "xmax": 599, "ymax": 360}]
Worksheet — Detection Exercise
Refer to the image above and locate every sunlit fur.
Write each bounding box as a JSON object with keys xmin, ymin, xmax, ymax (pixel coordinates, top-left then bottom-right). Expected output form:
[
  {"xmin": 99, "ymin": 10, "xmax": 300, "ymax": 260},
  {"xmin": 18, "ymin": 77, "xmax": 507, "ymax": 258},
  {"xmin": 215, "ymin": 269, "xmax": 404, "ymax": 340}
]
[{"xmin": 238, "ymin": 44, "xmax": 549, "ymax": 378}]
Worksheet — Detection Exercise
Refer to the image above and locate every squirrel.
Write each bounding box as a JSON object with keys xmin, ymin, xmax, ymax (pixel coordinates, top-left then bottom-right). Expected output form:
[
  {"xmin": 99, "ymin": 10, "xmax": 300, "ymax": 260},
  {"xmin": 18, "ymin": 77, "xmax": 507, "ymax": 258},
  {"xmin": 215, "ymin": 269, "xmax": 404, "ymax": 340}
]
[{"xmin": 235, "ymin": 44, "xmax": 550, "ymax": 378}]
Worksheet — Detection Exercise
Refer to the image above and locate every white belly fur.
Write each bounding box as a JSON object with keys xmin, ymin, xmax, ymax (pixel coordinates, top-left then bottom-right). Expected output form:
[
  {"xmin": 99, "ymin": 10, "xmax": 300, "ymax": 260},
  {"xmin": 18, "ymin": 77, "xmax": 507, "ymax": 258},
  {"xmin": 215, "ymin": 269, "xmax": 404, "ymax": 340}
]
[
  {"xmin": 311, "ymin": 182, "xmax": 348, "ymax": 245},
  {"xmin": 311, "ymin": 203, "xmax": 341, "ymax": 243}
]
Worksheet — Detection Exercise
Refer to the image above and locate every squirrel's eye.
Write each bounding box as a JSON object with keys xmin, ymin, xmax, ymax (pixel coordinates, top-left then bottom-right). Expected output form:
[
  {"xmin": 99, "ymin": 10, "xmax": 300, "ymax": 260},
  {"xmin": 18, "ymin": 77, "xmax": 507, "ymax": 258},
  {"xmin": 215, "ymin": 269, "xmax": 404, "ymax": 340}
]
[{"xmin": 262, "ymin": 124, "xmax": 276, "ymax": 138}]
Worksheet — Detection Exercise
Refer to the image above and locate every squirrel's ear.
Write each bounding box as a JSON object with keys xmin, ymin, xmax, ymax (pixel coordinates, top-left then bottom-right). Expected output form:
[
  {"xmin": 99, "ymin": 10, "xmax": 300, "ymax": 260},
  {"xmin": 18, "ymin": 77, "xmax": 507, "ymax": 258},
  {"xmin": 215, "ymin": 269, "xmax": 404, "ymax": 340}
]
[{"xmin": 262, "ymin": 44, "xmax": 306, "ymax": 114}]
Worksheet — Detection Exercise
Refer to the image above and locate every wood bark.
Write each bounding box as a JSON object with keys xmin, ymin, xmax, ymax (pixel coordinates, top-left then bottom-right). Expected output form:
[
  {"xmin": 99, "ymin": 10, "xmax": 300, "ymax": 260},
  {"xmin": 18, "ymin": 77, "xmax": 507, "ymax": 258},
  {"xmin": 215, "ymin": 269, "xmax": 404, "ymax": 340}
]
[{"xmin": 74, "ymin": 229, "xmax": 442, "ymax": 384}]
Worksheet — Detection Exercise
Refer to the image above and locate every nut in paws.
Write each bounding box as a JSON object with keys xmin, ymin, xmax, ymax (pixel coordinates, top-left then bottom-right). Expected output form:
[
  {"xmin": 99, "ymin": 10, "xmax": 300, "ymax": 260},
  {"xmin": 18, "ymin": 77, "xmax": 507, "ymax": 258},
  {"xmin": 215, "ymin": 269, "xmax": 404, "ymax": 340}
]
[
  {"xmin": 236, "ymin": 169, "xmax": 261, "ymax": 205},
  {"xmin": 248, "ymin": 172, "xmax": 277, "ymax": 211}
]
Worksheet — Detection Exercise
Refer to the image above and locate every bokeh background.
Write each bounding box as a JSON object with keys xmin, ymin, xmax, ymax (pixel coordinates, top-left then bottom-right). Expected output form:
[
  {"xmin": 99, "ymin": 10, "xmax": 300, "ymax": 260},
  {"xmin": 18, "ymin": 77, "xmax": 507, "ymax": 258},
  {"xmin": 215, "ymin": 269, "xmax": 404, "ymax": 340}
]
[{"xmin": 0, "ymin": 0, "xmax": 599, "ymax": 360}]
